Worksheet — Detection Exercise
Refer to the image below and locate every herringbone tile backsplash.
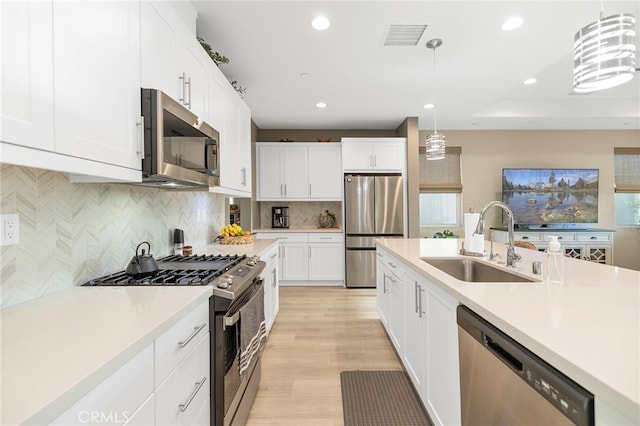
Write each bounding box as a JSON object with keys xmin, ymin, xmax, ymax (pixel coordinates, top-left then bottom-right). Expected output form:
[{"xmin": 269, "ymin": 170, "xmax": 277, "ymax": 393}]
[{"xmin": 0, "ymin": 165, "xmax": 226, "ymax": 308}]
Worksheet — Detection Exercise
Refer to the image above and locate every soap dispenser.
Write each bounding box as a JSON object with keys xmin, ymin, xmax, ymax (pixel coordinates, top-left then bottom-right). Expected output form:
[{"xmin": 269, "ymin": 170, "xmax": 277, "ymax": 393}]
[{"xmin": 545, "ymin": 235, "xmax": 564, "ymax": 284}]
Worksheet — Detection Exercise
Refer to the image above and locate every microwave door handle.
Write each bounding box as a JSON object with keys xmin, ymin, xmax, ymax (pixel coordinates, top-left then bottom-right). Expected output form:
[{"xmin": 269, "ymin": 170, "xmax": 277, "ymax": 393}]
[{"xmin": 204, "ymin": 139, "xmax": 217, "ymax": 172}]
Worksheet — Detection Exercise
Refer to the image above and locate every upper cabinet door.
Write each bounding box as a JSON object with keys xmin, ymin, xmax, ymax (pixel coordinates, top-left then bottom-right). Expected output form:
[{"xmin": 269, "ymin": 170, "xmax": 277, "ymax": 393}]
[
  {"xmin": 1, "ymin": 1, "xmax": 54, "ymax": 150},
  {"xmin": 53, "ymin": 1, "xmax": 142, "ymax": 171},
  {"xmin": 257, "ymin": 145, "xmax": 284, "ymax": 199},
  {"xmin": 342, "ymin": 142, "xmax": 372, "ymax": 171},
  {"xmin": 141, "ymin": 2, "xmax": 178, "ymax": 99},
  {"xmin": 372, "ymin": 142, "xmax": 405, "ymax": 171},
  {"xmin": 308, "ymin": 145, "xmax": 341, "ymax": 199}
]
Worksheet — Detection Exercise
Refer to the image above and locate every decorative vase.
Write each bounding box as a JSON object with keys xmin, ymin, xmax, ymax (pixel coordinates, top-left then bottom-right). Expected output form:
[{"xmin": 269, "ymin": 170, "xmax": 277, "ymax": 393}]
[{"xmin": 319, "ymin": 210, "xmax": 336, "ymax": 228}]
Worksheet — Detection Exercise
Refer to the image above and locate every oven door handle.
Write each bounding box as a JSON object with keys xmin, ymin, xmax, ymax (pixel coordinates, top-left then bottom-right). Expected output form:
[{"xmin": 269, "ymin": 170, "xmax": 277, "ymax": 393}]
[{"xmin": 224, "ymin": 311, "xmax": 240, "ymax": 328}]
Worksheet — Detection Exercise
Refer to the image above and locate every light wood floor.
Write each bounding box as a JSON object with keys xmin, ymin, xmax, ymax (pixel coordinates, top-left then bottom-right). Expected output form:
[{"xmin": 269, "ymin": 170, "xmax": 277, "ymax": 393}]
[{"xmin": 247, "ymin": 286, "xmax": 403, "ymax": 426}]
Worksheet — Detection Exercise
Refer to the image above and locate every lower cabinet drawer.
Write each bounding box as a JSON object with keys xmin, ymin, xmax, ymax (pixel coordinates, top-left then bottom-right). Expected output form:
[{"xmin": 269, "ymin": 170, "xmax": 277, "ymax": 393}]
[
  {"xmin": 123, "ymin": 393, "xmax": 155, "ymax": 426},
  {"xmin": 155, "ymin": 299, "xmax": 209, "ymax": 386},
  {"xmin": 155, "ymin": 332, "xmax": 210, "ymax": 426},
  {"xmin": 308, "ymin": 233, "xmax": 344, "ymax": 243},
  {"xmin": 577, "ymin": 233, "xmax": 611, "ymax": 242},
  {"xmin": 50, "ymin": 344, "xmax": 154, "ymax": 426},
  {"xmin": 515, "ymin": 233, "xmax": 544, "ymax": 242}
]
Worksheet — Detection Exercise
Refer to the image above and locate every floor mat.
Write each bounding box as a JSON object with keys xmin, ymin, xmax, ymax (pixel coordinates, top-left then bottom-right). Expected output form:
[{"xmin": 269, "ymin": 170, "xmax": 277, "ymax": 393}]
[{"xmin": 340, "ymin": 370, "xmax": 432, "ymax": 426}]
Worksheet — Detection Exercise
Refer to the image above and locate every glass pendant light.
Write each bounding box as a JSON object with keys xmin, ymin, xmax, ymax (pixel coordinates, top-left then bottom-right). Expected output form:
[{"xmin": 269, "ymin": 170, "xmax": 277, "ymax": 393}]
[
  {"xmin": 425, "ymin": 38, "xmax": 445, "ymax": 160},
  {"xmin": 573, "ymin": 1, "xmax": 636, "ymax": 93}
]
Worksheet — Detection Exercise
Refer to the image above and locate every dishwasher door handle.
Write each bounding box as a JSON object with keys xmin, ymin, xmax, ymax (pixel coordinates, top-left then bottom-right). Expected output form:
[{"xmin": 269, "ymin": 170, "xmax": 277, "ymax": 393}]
[{"xmin": 483, "ymin": 333, "xmax": 524, "ymax": 372}]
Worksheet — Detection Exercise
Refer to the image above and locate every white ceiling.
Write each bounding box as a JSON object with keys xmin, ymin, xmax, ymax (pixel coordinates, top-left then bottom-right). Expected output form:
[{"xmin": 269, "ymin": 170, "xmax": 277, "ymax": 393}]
[{"xmin": 194, "ymin": 1, "xmax": 640, "ymax": 131}]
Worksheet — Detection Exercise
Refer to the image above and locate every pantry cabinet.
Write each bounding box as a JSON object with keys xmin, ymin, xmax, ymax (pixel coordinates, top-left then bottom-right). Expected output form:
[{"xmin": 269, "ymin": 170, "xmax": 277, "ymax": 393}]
[
  {"xmin": 341, "ymin": 137, "xmax": 405, "ymax": 172},
  {"xmin": 256, "ymin": 143, "xmax": 342, "ymax": 201}
]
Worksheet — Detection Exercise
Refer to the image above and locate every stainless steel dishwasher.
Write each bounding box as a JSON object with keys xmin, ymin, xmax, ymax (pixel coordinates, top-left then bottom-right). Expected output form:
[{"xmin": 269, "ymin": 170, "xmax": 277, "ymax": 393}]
[{"xmin": 457, "ymin": 305, "xmax": 594, "ymax": 426}]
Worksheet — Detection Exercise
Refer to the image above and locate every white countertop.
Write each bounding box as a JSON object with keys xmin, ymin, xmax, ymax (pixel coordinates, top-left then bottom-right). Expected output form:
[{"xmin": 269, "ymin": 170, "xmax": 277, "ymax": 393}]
[
  {"xmin": 192, "ymin": 239, "xmax": 279, "ymax": 257},
  {"xmin": 253, "ymin": 227, "xmax": 342, "ymax": 234},
  {"xmin": 376, "ymin": 237, "xmax": 640, "ymax": 423},
  {"xmin": 0, "ymin": 285, "xmax": 213, "ymax": 425}
]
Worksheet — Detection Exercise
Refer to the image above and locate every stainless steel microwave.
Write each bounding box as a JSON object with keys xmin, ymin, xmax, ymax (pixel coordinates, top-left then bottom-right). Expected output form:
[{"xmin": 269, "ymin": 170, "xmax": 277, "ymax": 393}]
[{"xmin": 140, "ymin": 88, "xmax": 220, "ymax": 189}]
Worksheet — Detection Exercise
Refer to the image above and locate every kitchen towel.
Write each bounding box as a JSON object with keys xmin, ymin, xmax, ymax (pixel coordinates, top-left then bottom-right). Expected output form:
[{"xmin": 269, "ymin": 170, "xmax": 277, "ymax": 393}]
[
  {"xmin": 464, "ymin": 212, "xmax": 485, "ymax": 254},
  {"xmin": 239, "ymin": 285, "xmax": 267, "ymax": 378}
]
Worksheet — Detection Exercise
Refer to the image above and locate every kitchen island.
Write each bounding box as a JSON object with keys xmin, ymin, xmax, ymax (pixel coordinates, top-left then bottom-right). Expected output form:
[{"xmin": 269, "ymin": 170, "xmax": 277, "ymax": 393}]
[{"xmin": 376, "ymin": 237, "xmax": 639, "ymax": 425}]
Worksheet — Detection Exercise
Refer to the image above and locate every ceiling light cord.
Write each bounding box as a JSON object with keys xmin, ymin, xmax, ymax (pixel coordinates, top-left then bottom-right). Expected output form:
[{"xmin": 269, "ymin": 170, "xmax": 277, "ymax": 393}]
[{"xmin": 425, "ymin": 38, "xmax": 446, "ymax": 161}]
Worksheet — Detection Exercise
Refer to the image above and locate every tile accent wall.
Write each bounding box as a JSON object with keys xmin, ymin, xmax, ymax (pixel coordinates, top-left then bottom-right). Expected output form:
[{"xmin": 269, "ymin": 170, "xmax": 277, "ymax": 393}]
[
  {"xmin": 258, "ymin": 201, "xmax": 342, "ymax": 229},
  {"xmin": 0, "ymin": 165, "xmax": 226, "ymax": 308}
]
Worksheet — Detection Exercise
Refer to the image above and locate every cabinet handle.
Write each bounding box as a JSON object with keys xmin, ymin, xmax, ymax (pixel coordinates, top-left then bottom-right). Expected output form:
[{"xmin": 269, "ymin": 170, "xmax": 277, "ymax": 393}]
[
  {"xmin": 414, "ymin": 282, "xmax": 419, "ymax": 314},
  {"xmin": 185, "ymin": 76, "xmax": 192, "ymax": 108},
  {"xmin": 383, "ymin": 274, "xmax": 388, "ymax": 293},
  {"xmin": 522, "ymin": 236, "xmax": 529, "ymax": 240},
  {"xmin": 590, "ymin": 236, "xmax": 597, "ymax": 240},
  {"xmin": 373, "ymin": 155, "xmax": 377, "ymax": 168},
  {"xmin": 558, "ymin": 236, "xmax": 563, "ymax": 240},
  {"xmin": 136, "ymin": 116, "xmax": 145, "ymax": 159},
  {"xmin": 241, "ymin": 167, "xmax": 247, "ymax": 186},
  {"xmin": 319, "ymin": 237, "xmax": 332, "ymax": 240},
  {"xmin": 270, "ymin": 253, "xmax": 277, "ymax": 259},
  {"xmin": 178, "ymin": 323, "xmax": 207, "ymax": 348},
  {"xmin": 388, "ymin": 262, "xmax": 397, "ymax": 269},
  {"xmin": 284, "ymin": 184, "xmax": 287, "ymax": 196},
  {"xmin": 418, "ymin": 286, "xmax": 426, "ymax": 318},
  {"xmin": 179, "ymin": 377, "xmax": 207, "ymax": 412},
  {"xmin": 309, "ymin": 184, "xmax": 312, "ymax": 196},
  {"xmin": 179, "ymin": 72, "xmax": 187, "ymax": 105}
]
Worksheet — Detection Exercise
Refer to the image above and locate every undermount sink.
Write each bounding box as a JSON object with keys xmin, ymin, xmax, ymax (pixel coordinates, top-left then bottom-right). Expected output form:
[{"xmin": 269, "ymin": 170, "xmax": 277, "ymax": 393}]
[{"xmin": 420, "ymin": 258, "xmax": 537, "ymax": 283}]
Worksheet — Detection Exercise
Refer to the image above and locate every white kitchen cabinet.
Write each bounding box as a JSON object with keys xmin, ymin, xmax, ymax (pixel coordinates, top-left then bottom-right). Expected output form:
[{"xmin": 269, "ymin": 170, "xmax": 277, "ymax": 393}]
[
  {"xmin": 156, "ymin": 332, "xmax": 210, "ymax": 426},
  {"xmin": 1, "ymin": 1, "xmax": 54, "ymax": 151},
  {"xmin": 388, "ymin": 256, "xmax": 461, "ymax": 426},
  {"xmin": 376, "ymin": 248, "xmax": 404, "ymax": 354},
  {"xmin": 261, "ymin": 244, "xmax": 280, "ymax": 333},
  {"xmin": 256, "ymin": 143, "xmax": 342, "ymax": 201},
  {"xmin": 307, "ymin": 145, "xmax": 342, "ymax": 199},
  {"xmin": 492, "ymin": 229, "xmax": 615, "ymax": 265},
  {"xmin": 50, "ymin": 344, "xmax": 154, "ymax": 426},
  {"xmin": 257, "ymin": 145, "xmax": 308, "ymax": 200},
  {"xmin": 256, "ymin": 232, "xmax": 344, "ymax": 284},
  {"xmin": 53, "ymin": 0, "xmax": 142, "ymax": 171},
  {"xmin": 123, "ymin": 394, "xmax": 155, "ymax": 426},
  {"xmin": 308, "ymin": 233, "xmax": 344, "ymax": 281},
  {"xmin": 376, "ymin": 252, "xmax": 390, "ymax": 327},
  {"xmin": 141, "ymin": 2, "xmax": 207, "ymax": 118},
  {"xmin": 341, "ymin": 137, "xmax": 405, "ymax": 172}
]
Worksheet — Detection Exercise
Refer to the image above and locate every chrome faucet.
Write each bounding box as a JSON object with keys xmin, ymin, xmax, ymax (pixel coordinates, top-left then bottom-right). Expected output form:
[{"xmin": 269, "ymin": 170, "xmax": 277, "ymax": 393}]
[{"xmin": 474, "ymin": 201, "xmax": 521, "ymax": 268}]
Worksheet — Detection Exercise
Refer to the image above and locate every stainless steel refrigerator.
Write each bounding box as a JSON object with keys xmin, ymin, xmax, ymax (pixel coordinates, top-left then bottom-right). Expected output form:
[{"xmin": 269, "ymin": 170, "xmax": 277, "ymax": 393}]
[{"xmin": 344, "ymin": 174, "xmax": 404, "ymax": 288}]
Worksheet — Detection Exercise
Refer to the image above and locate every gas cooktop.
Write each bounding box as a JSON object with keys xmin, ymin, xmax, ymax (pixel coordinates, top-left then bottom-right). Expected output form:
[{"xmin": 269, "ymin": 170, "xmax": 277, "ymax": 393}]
[{"xmin": 82, "ymin": 254, "xmax": 246, "ymax": 286}]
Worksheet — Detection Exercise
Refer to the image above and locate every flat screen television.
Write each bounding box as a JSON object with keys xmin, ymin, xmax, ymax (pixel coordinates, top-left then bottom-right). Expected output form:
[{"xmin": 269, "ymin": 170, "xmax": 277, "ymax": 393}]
[{"xmin": 502, "ymin": 168, "xmax": 599, "ymax": 227}]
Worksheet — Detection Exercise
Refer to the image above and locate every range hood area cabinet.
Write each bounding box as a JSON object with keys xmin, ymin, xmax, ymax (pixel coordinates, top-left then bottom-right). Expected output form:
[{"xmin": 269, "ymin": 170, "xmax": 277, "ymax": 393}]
[
  {"xmin": 1, "ymin": 1, "xmax": 142, "ymax": 182},
  {"xmin": 256, "ymin": 143, "xmax": 342, "ymax": 201},
  {"xmin": 1, "ymin": 1, "xmax": 253, "ymax": 192}
]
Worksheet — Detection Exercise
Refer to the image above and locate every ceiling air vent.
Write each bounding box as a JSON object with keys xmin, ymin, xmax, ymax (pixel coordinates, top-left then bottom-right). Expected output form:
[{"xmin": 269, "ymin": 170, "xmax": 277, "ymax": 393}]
[{"xmin": 383, "ymin": 24, "xmax": 428, "ymax": 47}]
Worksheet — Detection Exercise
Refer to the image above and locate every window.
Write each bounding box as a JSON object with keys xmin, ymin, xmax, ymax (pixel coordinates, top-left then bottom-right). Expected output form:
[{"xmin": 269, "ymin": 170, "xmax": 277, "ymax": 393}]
[
  {"xmin": 419, "ymin": 146, "xmax": 462, "ymax": 226},
  {"xmin": 614, "ymin": 147, "xmax": 640, "ymax": 225}
]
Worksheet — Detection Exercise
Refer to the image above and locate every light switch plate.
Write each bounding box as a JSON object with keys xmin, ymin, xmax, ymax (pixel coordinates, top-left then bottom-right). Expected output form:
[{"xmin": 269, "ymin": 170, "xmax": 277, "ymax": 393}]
[{"xmin": 1, "ymin": 214, "xmax": 20, "ymax": 246}]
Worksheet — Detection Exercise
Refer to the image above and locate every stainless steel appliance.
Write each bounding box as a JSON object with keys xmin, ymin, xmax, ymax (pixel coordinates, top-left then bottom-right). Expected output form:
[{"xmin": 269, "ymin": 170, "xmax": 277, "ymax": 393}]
[
  {"xmin": 83, "ymin": 254, "xmax": 267, "ymax": 426},
  {"xmin": 271, "ymin": 206, "xmax": 289, "ymax": 228},
  {"xmin": 140, "ymin": 88, "xmax": 220, "ymax": 189},
  {"xmin": 344, "ymin": 174, "xmax": 404, "ymax": 288},
  {"xmin": 457, "ymin": 305, "xmax": 594, "ymax": 426}
]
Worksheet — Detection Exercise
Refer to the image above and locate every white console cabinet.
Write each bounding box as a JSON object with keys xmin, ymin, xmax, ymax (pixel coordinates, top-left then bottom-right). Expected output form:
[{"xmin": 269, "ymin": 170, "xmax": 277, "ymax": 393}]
[{"xmin": 491, "ymin": 229, "xmax": 614, "ymax": 265}]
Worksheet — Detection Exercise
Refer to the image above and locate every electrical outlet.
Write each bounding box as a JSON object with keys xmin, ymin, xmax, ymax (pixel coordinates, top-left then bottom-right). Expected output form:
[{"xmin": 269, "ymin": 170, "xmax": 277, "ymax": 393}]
[{"xmin": 1, "ymin": 214, "xmax": 20, "ymax": 246}]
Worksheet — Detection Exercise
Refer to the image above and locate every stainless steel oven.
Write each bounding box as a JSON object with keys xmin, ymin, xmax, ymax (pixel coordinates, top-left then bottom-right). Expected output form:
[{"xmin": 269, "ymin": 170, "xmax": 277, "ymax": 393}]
[{"xmin": 83, "ymin": 253, "xmax": 266, "ymax": 426}]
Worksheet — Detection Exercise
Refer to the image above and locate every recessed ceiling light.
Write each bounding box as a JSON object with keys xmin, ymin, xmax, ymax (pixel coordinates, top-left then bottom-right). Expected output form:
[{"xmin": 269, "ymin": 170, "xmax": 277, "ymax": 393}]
[
  {"xmin": 501, "ymin": 16, "xmax": 523, "ymax": 31},
  {"xmin": 312, "ymin": 16, "xmax": 330, "ymax": 31},
  {"xmin": 300, "ymin": 72, "xmax": 310, "ymax": 78},
  {"xmin": 423, "ymin": 103, "xmax": 435, "ymax": 109},
  {"xmin": 524, "ymin": 78, "xmax": 537, "ymax": 85},
  {"xmin": 316, "ymin": 102, "xmax": 327, "ymax": 108}
]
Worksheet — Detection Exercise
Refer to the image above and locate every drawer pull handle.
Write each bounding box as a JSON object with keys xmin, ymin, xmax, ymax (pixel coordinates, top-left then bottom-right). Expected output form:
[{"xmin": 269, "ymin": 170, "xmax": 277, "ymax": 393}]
[
  {"xmin": 179, "ymin": 377, "xmax": 207, "ymax": 412},
  {"xmin": 178, "ymin": 323, "xmax": 206, "ymax": 348},
  {"xmin": 522, "ymin": 236, "xmax": 529, "ymax": 240},
  {"xmin": 590, "ymin": 236, "xmax": 597, "ymax": 240},
  {"xmin": 270, "ymin": 253, "xmax": 277, "ymax": 259}
]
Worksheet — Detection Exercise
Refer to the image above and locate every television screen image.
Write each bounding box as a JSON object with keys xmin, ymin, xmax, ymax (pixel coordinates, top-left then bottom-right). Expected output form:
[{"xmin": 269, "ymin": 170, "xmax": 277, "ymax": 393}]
[{"xmin": 502, "ymin": 168, "xmax": 599, "ymax": 226}]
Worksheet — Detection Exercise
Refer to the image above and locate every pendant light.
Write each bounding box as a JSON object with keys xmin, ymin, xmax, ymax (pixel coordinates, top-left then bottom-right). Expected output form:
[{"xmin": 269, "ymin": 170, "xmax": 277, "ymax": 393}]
[
  {"xmin": 425, "ymin": 38, "xmax": 445, "ymax": 160},
  {"xmin": 573, "ymin": 1, "xmax": 636, "ymax": 93}
]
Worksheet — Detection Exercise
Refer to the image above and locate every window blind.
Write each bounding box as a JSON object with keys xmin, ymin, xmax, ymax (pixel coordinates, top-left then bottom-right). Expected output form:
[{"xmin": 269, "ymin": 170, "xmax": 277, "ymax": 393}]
[
  {"xmin": 419, "ymin": 146, "xmax": 462, "ymax": 193},
  {"xmin": 614, "ymin": 147, "xmax": 640, "ymax": 193}
]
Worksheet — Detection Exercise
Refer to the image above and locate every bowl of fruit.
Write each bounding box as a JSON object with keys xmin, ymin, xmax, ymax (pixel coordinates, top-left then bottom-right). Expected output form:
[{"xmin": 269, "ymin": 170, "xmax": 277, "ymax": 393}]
[{"xmin": 218, "ymin": 223, "xmax": 253, "ymax": 245}]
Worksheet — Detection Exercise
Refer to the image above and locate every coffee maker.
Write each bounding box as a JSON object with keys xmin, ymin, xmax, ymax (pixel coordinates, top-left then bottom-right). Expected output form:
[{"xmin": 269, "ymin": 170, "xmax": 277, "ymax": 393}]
[{"xmin": 272, "ymin": 206, "xmax": 289, "ymax": 228}]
